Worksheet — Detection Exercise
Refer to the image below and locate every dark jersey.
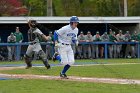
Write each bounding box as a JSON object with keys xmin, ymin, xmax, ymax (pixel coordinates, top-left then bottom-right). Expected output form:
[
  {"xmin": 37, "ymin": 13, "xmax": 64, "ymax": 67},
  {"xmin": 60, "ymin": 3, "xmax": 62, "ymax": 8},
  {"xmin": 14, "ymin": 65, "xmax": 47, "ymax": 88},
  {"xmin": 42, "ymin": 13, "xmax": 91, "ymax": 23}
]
[{"xmin": 28, "ymin": 28, "xmax": 44, "ymax": 43}]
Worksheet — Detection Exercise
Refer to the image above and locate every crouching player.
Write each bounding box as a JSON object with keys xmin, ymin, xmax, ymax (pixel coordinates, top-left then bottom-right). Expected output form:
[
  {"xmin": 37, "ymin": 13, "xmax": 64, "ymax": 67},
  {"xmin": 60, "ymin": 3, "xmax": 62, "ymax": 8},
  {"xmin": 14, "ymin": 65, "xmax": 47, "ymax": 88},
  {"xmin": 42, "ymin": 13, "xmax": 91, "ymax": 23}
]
[{"xmin": 24, "ymin": 20, "xmax": 50, "ymax": 69}]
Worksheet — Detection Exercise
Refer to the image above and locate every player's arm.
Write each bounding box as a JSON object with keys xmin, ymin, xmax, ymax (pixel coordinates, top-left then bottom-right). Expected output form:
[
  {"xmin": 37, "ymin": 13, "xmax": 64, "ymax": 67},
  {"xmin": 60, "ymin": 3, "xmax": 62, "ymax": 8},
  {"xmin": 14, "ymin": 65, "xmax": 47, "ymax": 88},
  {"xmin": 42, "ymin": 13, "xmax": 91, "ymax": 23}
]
[
  {"xmin": 42, "ymin": 34, "xmax": 49, "ymax": 41},
  {"xmin": 54, "ymin": 31, "xmax": 59, "ymax": 46},
  {"xmin": 35, "ymin": 29, "xmax": 49, "ymax": 41},
  {"xmin": 72, "ymin": 31, "xmax": 79, "ymax": 46},
  {"xmin": 54, "ymin": 27, "xmax": 65, "ymax": 45},
  {"xmin": 20, "ymin": 33, "xmax": 24, "ymax": 42},
  {"xmin": 7, "ymin": 37, "xmax": 10, "ymax": 43}
]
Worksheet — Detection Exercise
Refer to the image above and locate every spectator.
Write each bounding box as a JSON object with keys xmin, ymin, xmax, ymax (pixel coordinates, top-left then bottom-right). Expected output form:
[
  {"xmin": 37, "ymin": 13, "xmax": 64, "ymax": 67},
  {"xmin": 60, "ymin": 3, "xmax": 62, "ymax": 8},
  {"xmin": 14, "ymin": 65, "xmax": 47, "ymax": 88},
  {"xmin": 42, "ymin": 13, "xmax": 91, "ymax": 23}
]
[
  {"xmin": 123, "ymin": 31, "xmax": 131, "ymax": 58},
  {"xmin": 77, "ymin": 31, "xmax": 86, "ymax": 59},
  {"xmin": 116, "ymin": 30, "xmax": 124, "ymax": 58},
  {"xmin": 100, "ymin": 32, "xmax": 109, "ymax": 58},
  {"xmin": 2, "ymin": 47, "xmax": 8, "ymax": 60},
  {"xmin": 92, "ymin": 31, "xmax": 101, "ymax": 59},
  {"xmin": 138, "ymin": 33, "xmax": 140, "ymax": 41},
  {"xmin": 131, "ymin": 31, "xmax": 139, "ymax": 58},
  {"xmin": 14, "ymin": 27, "xmax": 24, "ymax": 43},
  {"xmin": 0, "ymin": 35, "xmax": 5, "ymax": 61},
  {"xmin": 46, "ymin": 31, "xmax": 54, "ymax": 59},
  {"xmin": 7, "ymin": 32, "xmax": 16, "ymax": 61},
  {"xmin": 14, "ymin": 27, "xmax": 24, "ymax": 60},
  {"xmin": 109, "ymin": 29, "xmax": 113, "ymax": 35},
  {"xmin": 109, "ymin": 31, "xmax": 117, "ymax": 58},
  {"xmin": 85, "ymin": 31, "xmax": 93, "ymax": 59}
]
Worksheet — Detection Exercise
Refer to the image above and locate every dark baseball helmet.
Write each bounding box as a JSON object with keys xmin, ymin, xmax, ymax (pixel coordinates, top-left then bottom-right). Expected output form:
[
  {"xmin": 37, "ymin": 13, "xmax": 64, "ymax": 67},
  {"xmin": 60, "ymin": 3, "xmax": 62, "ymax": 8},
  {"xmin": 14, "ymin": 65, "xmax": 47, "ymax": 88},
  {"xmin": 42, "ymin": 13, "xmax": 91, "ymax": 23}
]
[
  {"xmin": 70, "ymin": 16, "xmax": 79, "ymax": 23},
  {"xmin": 29, "ymin": 20, "xmax": 37, "ymax": 28}
]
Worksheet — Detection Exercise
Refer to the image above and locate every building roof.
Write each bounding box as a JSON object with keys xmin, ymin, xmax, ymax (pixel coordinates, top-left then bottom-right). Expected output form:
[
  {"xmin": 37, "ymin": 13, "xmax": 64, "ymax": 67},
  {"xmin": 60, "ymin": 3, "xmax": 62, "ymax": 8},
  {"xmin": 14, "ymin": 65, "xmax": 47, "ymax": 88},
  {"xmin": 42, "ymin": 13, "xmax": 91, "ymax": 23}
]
[{"xmin": 0, "ymin": 16, "xmax": 140, "ymax": 24}]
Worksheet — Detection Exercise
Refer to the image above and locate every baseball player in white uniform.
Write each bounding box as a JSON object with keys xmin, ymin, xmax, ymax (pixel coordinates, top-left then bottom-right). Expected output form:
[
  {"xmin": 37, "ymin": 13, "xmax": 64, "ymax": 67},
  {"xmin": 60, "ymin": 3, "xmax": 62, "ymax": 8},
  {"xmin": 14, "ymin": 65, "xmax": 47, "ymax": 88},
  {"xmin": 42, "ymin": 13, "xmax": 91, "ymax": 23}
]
[{"xmin": 54, "ymin": 16, "xmax": 79, "ymax": 78}]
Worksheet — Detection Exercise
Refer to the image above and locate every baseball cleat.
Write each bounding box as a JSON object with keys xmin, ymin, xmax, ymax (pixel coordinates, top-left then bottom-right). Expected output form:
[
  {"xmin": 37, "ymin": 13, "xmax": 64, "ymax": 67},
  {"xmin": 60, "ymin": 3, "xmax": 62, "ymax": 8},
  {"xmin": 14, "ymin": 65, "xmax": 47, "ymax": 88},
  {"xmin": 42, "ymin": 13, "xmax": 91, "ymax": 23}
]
[
  {"xmin": 25, "ymin": 66, "xmax": 32, "ymax": 69},
  {"xmin": 60, "ymin": 73, "xmax": 68, "ymax": 79},
  {"xmin": 46, "ymin": 64, "xmax": 51, "ymax": 69},
  {"xmin": 52, "ymin": 52, "xmax": 59, "ymax": 62}
]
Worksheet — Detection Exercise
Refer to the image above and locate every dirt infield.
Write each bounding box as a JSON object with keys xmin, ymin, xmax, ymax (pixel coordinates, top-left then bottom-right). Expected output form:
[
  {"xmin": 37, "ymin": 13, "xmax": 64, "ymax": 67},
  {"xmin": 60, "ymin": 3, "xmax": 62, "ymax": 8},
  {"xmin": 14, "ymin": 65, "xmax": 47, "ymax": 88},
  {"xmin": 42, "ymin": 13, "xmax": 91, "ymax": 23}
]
[
  {"xmin": 0, "ymin": 67, "xmax": 24, "ymax": 70},
  {"xmin": 0, "ymin": 66, "xmax": 140, "ymax": 85}
]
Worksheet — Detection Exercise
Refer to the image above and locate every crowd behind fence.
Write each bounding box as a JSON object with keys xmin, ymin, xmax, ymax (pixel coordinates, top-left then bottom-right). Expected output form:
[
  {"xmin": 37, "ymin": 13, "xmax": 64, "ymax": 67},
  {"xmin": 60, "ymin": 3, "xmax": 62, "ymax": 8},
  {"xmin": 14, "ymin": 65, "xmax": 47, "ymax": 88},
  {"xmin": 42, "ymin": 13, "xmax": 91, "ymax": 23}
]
[
  {"xmin": 0, "ymin": 26, "xmax": 140, "ymax": 61},
  {"xmin": 0, "ymin": 42, "xmax": 139, "ymax": 61}
]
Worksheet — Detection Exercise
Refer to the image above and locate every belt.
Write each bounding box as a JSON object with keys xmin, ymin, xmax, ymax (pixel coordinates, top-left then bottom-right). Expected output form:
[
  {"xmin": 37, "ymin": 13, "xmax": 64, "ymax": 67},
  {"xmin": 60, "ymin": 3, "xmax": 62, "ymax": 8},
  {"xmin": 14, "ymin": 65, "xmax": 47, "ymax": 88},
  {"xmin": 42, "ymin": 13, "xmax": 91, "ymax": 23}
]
[{"xmin": 62, "ymin": 43, "xmax": 70, "ymax": 45}]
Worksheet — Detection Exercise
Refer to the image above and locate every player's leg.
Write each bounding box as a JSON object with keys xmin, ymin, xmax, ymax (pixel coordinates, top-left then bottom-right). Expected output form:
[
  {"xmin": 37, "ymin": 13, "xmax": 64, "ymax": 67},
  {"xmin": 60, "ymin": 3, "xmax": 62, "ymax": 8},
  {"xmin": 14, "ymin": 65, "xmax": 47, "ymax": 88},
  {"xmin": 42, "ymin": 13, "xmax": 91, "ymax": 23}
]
[
  {"xmin": 83, "ymin": 45, "xmax": 87, "ymax": 59},
  {"xmin": 113, "ymin": 45, "xmax": 117, "ymax": 58},
  {"xmin": 109, "ymin": 45, "xmax": 113, "ymax": 58},
  {"xmin": 100, "ymin": 45, "xmax": 104, "ymax": 58},
  {"xmin": 33, "ymin": 43, "xmax": 50, "ymax": 69},
  {"xmin": 91, "ymin": 44, "xmax": 95, "ymax": 59},
  {"xmin": 46, "ymin": 45, "xmax": 52, "ymax": 59},
  {"xmin": 24, "ymin": 45, "xmax": 34, "ymax": 69},
  {"xmin": 95, "ymin": 45, "xmax": 99, "ymax": 58},
  {"xmin": 12, "ymin": 46, "xmax": 16, "ymax": 60},
  {"xmin": 38, "ymin": 50, "xmax": 50, "ymax": 69},
  {"xmin": 7, "ymin": 46, "xmax": 12, "ymax": 61},
  {"xmin": 116, "ymin": 45, "xmax": 120, "ymax": 58},
  {"xmin": 60, "ymin": 64, "xmax": 70, "ymax": 79},
  {"xmin": 60, "ymin": 46, "xmax": 74, "ymax": 79},
  {"xmin": 77, "ymin": 45, "xmax": 82, "ymax": 59},
  {"xmin": 24, "ymin": 54, "xmax": 33, "ymax": 69},
  {"xmin": 58, "ymin": 45, "xmax": 69, "ymax": 78},
  {"xmin": 87, "ymin": 44, "xmax": 92, "ymax": 59}
]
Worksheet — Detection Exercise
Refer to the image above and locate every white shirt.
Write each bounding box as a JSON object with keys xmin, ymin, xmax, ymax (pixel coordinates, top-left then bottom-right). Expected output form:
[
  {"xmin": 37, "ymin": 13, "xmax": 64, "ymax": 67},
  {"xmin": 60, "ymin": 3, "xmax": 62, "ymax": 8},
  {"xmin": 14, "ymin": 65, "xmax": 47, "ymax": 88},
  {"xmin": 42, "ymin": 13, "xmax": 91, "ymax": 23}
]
[{"xmin": 56, "ymin": 24, "xmax": 78, "ymax": 44}]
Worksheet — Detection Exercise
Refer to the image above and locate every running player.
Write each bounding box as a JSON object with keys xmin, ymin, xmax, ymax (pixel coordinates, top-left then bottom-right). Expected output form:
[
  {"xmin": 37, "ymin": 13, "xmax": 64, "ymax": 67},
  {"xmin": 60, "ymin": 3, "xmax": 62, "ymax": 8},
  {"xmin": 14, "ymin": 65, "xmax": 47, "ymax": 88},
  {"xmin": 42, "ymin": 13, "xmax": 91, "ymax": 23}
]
[{"xmin": 53, "ymin": 16, "xmax": 79, "ymax": 79}]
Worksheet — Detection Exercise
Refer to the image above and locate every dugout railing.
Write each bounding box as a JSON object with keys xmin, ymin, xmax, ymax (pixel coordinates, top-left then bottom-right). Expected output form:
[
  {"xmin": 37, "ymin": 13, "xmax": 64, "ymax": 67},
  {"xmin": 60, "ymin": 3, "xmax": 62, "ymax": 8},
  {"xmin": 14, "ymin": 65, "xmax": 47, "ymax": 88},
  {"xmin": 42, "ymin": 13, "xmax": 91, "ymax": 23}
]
[{"xmin": 0, "ymin": 42, "xmax": 139, "ymax": 61}]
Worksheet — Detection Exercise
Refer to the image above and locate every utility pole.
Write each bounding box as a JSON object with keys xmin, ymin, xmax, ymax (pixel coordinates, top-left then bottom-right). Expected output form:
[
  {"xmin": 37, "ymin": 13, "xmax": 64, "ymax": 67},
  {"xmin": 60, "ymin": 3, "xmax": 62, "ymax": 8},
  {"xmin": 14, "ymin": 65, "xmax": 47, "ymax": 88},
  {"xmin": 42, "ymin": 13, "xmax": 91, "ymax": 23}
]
[
  {"xmin": 47, "ymin": 0, "xmax": 53, "ymax": 16},
  {"xmin": 124, "ymin": 0, "xmax": 127, "ymax": 17}
]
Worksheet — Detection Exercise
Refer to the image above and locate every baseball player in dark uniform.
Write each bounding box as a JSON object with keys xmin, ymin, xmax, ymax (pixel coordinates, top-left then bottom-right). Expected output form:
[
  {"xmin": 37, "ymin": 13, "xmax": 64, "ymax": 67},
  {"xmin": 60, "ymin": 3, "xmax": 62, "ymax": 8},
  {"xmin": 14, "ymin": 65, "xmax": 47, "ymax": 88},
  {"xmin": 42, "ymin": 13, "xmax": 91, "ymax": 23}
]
[
  {"xmin": 24, "ymin": 20, "xmax": 50, "ymax": 69},
  {"xmin": 92, "ymin": 31, "xmax": 101, "ymax": 59},
  {"xmin": 7, "ymin": 32, "xmax": 16, "ymax": 61},
  {"xmin": 131, "ymin": 31, "xmax": 139, "ymax": 58},
  {"xmin": 77, "ymin": 31, "xmax": 86, "ymax": 59},
  {"xmin": 109, "ymin": 31, "xmax": 117, "ymax": 58}
]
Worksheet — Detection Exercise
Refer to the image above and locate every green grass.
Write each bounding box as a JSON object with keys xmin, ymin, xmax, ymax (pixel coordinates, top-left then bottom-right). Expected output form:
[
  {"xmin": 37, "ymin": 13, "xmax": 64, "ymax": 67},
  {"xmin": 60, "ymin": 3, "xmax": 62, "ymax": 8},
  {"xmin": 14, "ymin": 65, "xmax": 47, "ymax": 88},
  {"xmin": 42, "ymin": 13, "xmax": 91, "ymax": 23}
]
[
  {"xmin": 0, "ymin": 59, "xmax": 140, "ymax": 93},
  {"xmin": 1, "ymin": 64, "xmax": 140, "ymax": 79},
  {"xmin": 0, "ymin": 59, "xmax": 139, "ymax": 65},
  {"xmin": 0, "ymin": 79, "xmax": 140, "ymax": 93}
]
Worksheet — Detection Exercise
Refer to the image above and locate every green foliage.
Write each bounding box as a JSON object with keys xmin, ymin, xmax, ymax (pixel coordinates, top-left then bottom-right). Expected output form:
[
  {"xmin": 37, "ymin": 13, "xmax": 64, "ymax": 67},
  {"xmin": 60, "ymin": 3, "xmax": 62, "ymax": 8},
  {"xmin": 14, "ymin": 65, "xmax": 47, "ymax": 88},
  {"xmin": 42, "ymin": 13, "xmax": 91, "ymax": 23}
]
[
  {"xmin": 23, "ymin": 0, "xmax": 47, "ymax": 16},
  {"xmin": 129, "ymin": 0, "xmax": 140, "ymax": 16},
  {"xmin": 1, "ymin": 0, "xmax": 140, "ymax": 16},
  {"xmin": 53, "ymin": 0, "xmax": 66, "ymax": 16},
  {"xmin": 61, "ymin": 0, "xmax": 81, "ymax": 16}
]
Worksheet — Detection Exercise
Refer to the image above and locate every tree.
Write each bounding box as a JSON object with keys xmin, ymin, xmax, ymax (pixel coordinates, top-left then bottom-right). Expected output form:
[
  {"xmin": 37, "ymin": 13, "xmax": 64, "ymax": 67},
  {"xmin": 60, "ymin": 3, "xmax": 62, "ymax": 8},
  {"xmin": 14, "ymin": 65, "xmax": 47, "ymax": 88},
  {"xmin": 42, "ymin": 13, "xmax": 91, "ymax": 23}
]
[
  {"xmin": 128, "ymin": 0, "xmax": 140, "ymax": 16},
  {"xmin": 22, "ymin": 0, "xmax": 47, "ymax": 16},
  {"xmin": 0, "ymin": 0, "xmax": 28, "ymax": 16},
  {"xmin": 62, "ymin": 0, "xmax": 81, "ymax": 16},
  {"xmin": 94, "ymin": 0, "xmax": 120, "ymax": 16}
]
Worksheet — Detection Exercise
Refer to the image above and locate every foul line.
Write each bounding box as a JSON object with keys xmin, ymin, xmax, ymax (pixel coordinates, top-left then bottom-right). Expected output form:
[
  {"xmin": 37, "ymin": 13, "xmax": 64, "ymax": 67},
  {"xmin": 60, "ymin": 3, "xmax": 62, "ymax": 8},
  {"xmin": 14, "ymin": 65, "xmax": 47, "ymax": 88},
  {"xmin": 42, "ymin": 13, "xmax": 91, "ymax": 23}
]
[{"xmin": 0, "ymin": 73, "xmax": 140, "ymax": 85}]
